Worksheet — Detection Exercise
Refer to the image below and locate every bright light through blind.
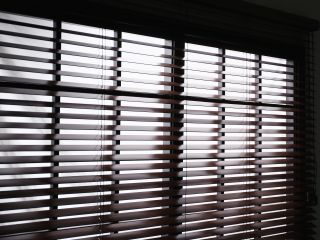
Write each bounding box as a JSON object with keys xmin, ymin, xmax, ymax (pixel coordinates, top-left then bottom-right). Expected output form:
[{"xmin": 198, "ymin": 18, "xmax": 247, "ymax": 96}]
[{"xmin": 0, "ymin": 11, "xmax": 303, "ymax": 240}]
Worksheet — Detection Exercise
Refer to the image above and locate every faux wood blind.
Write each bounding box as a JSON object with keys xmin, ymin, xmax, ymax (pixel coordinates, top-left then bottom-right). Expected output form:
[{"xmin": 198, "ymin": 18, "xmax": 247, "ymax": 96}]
[{"xmin": 0, "ymin": 11, "xmax": 306, "ymax": 240}]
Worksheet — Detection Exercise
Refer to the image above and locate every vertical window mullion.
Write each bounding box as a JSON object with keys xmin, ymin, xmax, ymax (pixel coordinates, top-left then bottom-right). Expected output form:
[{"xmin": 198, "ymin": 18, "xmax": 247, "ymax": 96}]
[
  {"xmin": 51, "ymin": 19, "xmax": 61, "ymax": 229},
  {"xmin": 163, "ymin": 39, "xmax": 173, "ymax": 237},
  {"xmin": 110, "ymin": 30, "xmax": 121, "ymax": 236},
  {"xmin": 168, "ymin": 39, "xmax": 185, "ymax": 237},
  {"xmin": 285, "ymin": 59, "xmax": 294, "ymax": 231},
  {"xmin": 255, "ymin": 54, "xmax": 262, "ymax": 238},
  {"xmin": 217, "ymin": 48, "xmax": 226, "ymax": 237}
]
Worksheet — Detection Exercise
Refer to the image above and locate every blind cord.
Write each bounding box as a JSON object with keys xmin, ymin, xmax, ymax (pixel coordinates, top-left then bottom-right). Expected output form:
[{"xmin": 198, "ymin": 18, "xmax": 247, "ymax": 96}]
[
  {"xmin": 245, "ymin": 52, "xmax": 250, "ymax": 238},
  {"xmin": 184, "ymin": 2, "xmax": 188, "ymax": 239},
  {"xmin": 185, "ymin": 44, "xmax": 188, "ymax": 240},
  {"xmin": 99, "ymin": 26, "xmax": 102, "ymax": 240},
  {"xmin": 98, "ymin": 26, "xmax": 105, "ymax": 240}
]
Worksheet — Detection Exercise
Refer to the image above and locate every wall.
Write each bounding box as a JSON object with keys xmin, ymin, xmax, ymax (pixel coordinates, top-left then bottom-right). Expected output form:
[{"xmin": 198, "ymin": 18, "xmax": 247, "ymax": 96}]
[{"xmin": 244, "ymin": 0, "xmax": 320, "ymax": 237}]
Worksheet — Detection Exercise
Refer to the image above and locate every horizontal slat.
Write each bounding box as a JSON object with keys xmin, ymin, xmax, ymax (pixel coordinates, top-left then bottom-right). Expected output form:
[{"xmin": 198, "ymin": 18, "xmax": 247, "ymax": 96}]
[
  {"xmin": 0, "ymin": 18, "xmax": 54, "ymax": 31},
  {"xmin": 2, "ymin": 188, "xmax": 300, "ymax": 221},
  {"xmin": 0, "ymin": 98, "xmax": 301, "ymax": 120},
  {"xmin": 0, "ymin": 143, "xmax": 300, "ymax": 152},
  {"xmin": 0, "ymin": 84, "xmax": 298, "ymax": 112},
  {"xmin": 0, "ymin": 134, "xmax": 302, "ymax": 144},
  {"xmin": 0, "ymin": 184, "xmax": 300, "ymax": 222},
  {"xmin": 0, "ymin": 76, "xmax": 301, "ymax": 108},
  {"xmin": 0, "ymin": 152, "xmax": 302, "ymax": 164},
  {"xmin": 0, "ymin": 58, "xmax": 295, "ymax": 92},
  {"xmin": 0, "ymin": 62, "xmax": 297, "ymax": 90},
  {"xmin": 0, "ymin": 162, "xmax": 299, "ymax": 176},
  {"xmin": 0, "ymin": 172, "xmax": 298, "ymax": 189},
  {"xmin": 0, "ymin": 82, "xmax": 300, "ymax": 108},
  {"xmin": 0, "ymin": 29, "xmax": 53, "ymax": 41},
  {"xmin": 0, "ymin": 211, "xmax": 304, "ymax": 240},
  {"xmin": 179, "ymin": 223, "xmax": 299, "ymax": 240},
  {"xmin": 0, "ymin": 178, "xmax": 299, "ymax": 199},
  {"xmin": 0, "ymin": 98, "xmax": 300, "ymax": 118},
  {"xmin": 58, "ymin": 28, "xmax": 294, "ymax": 67},
  {"xmin": 0, "ymin": 23, "xmax": 294, "ymax": 69},
  {"xmin": 0, "ymin": 51, "xmax": 296, "ymax": 78},
  {"xmin": 0, "ymin": 171, "xmax": 299, "ymax": 191},
  {"xmin": 0, "ymin": 183, "xmax": 299, "ymax": 210},
  {"xmin": 0, "ymin": 122, "xmax": 300, "ymax": 131},
  {"xmin": 0, "ymin": 202, "xmax": 302, "ymax": 237}
]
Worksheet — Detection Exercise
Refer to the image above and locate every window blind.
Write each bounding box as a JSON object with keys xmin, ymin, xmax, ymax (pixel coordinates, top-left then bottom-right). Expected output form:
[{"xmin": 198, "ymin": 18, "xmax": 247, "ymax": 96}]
[{"xmin": 0, "ymin": 11, "xmax": 307, "ymax": 240}]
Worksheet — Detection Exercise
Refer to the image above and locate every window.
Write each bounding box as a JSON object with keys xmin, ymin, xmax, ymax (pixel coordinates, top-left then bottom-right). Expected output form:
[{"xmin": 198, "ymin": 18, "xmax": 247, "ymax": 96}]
[{"xmin": 0, "ymin": 11, "xmax": 305, "ymax": 240}]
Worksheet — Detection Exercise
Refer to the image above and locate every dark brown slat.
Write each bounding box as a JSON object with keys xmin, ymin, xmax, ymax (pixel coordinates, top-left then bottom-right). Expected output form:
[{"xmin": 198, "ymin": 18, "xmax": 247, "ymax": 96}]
[
  {"xmin": 0, "ymin": 202, "xmax": 301, "ymax": 237},
  {"xmin": 0, "ymin": 29, "xmax": 53, "ymax": 42},
  {"xmin": 3, "ymin": 203, "xmax": 299, "ymax": 234},
  {"xmin": 65, "ymin": 28, "xmax": 294, "ymax": 69},
  {"xmin": 186, "ymin": 82, "xmax": 298, "ymax": 96},
  {"xmin": 0, "ymin": 98, "xmax": 300, "ymax": 119},
  {"xmin": 185, "ymin": 225, "xmax": 302, "ymax": 240},
  {"xmin": 0, "ymin": 118, "xmax": 300, "ymax": 132},
  {"xmin": 0, "ymin": 178, "xmax": 299, "ymax": 200},
  {"xmin": 0, "ymin": 184, "xmax": 303, "ymax": 210},
  {"xmin": 102, "ymin": 223, "xmax": 299, "ymax": 240},
  {"xmin": 1, "ymin": 49, "xmax": 294, "ymax": 79},
  {"xmin": 1, "ymin": 198, "xmax": 304, "ymax": 237},
  {"xmin": 177, "ymin": 209, "xmax": 298, "ymax": 233},
  {"xmin": 0, "ymin": 143, "xmax": 300, "ymax": 152},
  {"xmin": 250, "ymin": 233, "xmax": 295, "ymax": 240},
  {"xmin": 0, "ymin": 224, "xmax": 109, "ymax": 240},
  {"xmin": 0, "ymin": 52, "xmax": 53, "ymax": 63},
  {"xmin": 0, "ymin": 111, "xmax": 298, "ymax": 125},
  {"xmin": 0, "ymin": 223, "xmax": 176, "ymax": 240},
  {"xmin": 179, "ymin": 224, "xmax": 298, "ymax": 240},
  {"xmin": 0, "ymin": 122, "xmax": 301, "ymax": 133},
  {"xmin": 0, "ymin": 156, "xmax": 300, "ymax": 172},
  {"xmin": 0, "ymin": 111, "xmax": 303, "ymax": 127},
  {"xmin": 0, "ymin": 18, "xmax": 54, "ymax": 31},
  {"xmin": 0, "ymin": 61, "xmax": 297, "ymax": 91},
  {"xmin": 0, "ymin": 81, "xmax": 302, "ymax": 112},
  {"xmin": 0, "ymin": 157, "xmax": 300, "ymax": 175},
  {"xmin": 2, "ymin": 54, "xmax": 291, "ymax": 88},
  {"xmin": 0, "ymin": 53, "xmax": 296, "ymax": 86},
  {"xmin": 0, "ymin": 130, "xmax": 303, "ymax": 142},
  {"xmin": 0, "ymin": 186, "xmax": 299, "ymax": 212},
  {"xmin": 58, "ymin": 30, "xmax": 294, "ymax": 68},
  {"xmin": 0, "ymin": 82, "xmax": 299, "ymax": 108},
  {"xmin": 0, "ymin": 212, "xmax": 301, "ymax": 240},
  {"xmin": 0, "ymin": 77, "xmax": 298, "ymax": 108},
  {"xmin": 1, "ymin": 203, "xmax": 301, "ymax": 230},
  {"xmin": 0, "ymin": 171, "xmax": 298, "ymax": 189},
  {"xmin": 0, "ymin": 130, "xmax": 304, "ymax": 143},
  {"xmin": 0, "ymin": 177, "xmax": 296, "ymax": 200},
  {"xmin": 0, "ymin": 193, "xmax": 300, "ymax": 229},
  {"xmin": 0, "ymin": 41, "xmax": 54, "ymax": 52},
  {"xmin": 1, "ymin": 54, "xmax": 295, "ymax": 94},
  {"xmin": 212, "ymin": 231, "xmax": 295, "ymax": 240},
  {"xmin": 0, "ymin": 152, "xmax": 302, "ymax": 165},
  {"xmin": 0, "ymin": 49, "xmax": 295, "ymax": 78},
  {"xmin": 1, "ymin": 195, "xmax": 301, "ymax": 226},
  {"xmin": 0, "ymin": 142, "xmax": 302, "ymax": 163},
  {"xmin": 0, "ymin": 63, "xmax": 177, "ymax": 79}
]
